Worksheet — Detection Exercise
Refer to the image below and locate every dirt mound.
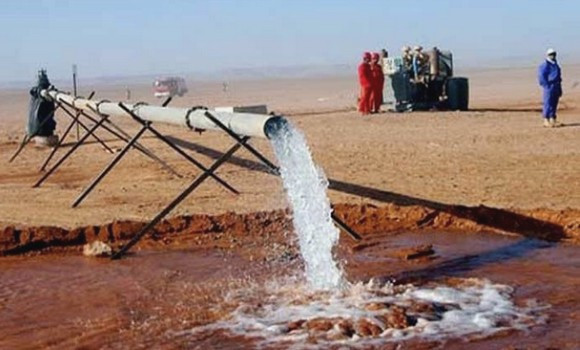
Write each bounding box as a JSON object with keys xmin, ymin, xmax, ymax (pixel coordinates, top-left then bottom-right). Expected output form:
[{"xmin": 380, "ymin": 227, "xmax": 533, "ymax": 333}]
[
  {"xmin": 334, "ymin": 203, "xmax": 580, "ymax": 243},
  {"xmin": 1, "ymin": 203, "xmax": 578, "ymax": 256}
]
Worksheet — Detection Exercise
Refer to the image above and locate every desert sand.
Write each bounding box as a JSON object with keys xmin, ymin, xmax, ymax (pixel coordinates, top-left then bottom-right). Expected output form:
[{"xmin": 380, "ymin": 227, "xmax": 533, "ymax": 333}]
[{"xmin": 0, "ymin": 65, "xmax": 579, "ymax": 228}]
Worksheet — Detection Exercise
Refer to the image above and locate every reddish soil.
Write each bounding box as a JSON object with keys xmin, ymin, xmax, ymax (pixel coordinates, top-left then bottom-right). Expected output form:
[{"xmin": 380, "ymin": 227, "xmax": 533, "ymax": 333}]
[{"xmin": 2, "ymin": 203, "xmax": 578, "ymax": 256}]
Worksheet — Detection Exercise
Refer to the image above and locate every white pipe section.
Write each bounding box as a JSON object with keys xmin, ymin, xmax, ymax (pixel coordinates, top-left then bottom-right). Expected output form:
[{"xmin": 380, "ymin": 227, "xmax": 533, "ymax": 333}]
[{"xmin": 41, "ymin": 89, "xmax": 283, "ymax": 139}]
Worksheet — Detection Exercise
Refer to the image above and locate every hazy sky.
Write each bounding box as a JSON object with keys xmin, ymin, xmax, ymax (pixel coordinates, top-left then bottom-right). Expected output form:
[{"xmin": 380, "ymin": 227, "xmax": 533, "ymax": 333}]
[{"xmin": 1, "ymin": 0, "xmax": 578, "ymax": 82}]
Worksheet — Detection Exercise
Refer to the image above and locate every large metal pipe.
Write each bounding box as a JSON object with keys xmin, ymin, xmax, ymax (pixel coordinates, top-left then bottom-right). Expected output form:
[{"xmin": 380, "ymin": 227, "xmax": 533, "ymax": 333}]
[{"xmin": 41, "ymin": 89, "xmax": 284, "ymax": 139}]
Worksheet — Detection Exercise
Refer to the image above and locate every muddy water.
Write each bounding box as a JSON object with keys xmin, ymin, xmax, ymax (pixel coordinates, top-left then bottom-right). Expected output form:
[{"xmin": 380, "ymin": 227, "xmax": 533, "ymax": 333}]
[
  {"xmin": 1, "ymin": 232, "xmax": 579, "ymax": 349},
  {"xmin": 344, "ymin": 232, "xmax": 580, "ymax": 349},
  {"xmin": 0, "ymin": 250, "xmax": 268, "ymax": 349}
]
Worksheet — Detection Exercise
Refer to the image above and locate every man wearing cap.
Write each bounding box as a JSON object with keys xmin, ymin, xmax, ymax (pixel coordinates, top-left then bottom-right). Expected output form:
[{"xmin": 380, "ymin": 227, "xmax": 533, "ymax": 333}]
[
  {"xmin": 538, "ymin": 48, "xmax": 563, "ymax": 127},
  {"xmin": 358, "ymin": 52, "xmax": 373, "ymax": 115},
  {"xmin": 401, "ymin": 46, "xmax": 413, "ymax": 72},
  {"xmin": 412, "ymin": 46, "xmax": 429, "ymax": 82}
]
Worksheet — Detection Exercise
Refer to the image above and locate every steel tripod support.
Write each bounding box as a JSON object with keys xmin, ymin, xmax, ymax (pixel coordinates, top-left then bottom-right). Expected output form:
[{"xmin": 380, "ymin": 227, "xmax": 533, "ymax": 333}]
[
  {"xmin": 33, "ymin": 97, "xmax": 178, "ymax": 189},
  {"xmin": 204, "ymin": 111, "xmax": 280, "ymax": 175},
  {"xmin": 111, "ymin": 110, "xmax": 362, "ymax": 259},
  {"xmin": 71, "ymin": 102, "xmax": 238, "ymax": 208},
  {"xmin": 39, "ymin": 91, "xmax": 97, "ymax": 172},
  {"xmin": 117, "ymin": 103, "xmax": 238, "ymax": 195}
]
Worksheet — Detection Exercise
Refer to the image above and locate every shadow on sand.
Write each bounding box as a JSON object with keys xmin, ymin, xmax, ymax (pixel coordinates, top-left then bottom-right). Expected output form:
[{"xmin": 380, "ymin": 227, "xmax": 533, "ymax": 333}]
[
  {"xmin": 469, "ymin": 107, "xmax": 542, "ymax": 113},
  {"xmin": 165, "ymin": 135, "xmax": 566, "ymax": 244},
  {"xmin": 166, "ymin": 135, "xmax": 571, "ymax": 280}
]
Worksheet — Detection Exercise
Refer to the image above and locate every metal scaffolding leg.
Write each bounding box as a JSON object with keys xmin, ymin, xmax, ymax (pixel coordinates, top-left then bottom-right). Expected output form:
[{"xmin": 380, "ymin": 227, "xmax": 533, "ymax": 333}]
[
  {"xmin": 39, "ymin": 91, "xmax": 97, "ymax": 172},
  {"xmin": 8, "ymin": 104, "xmax": 65, "ymax": 163},
  {"xmin": 33, "ymin": 114, "xmax": 110, "ymax": 188},
  {"xmin": 118, "ymin": 103, "xmax": 238, "ymax": 194},
  {"xmin": 8, "ymin": 135, "xmax": 32, "ymax": 163},
  {"xmin": 71, "ymin": 123, "xmax": 149, "ymax": 208},
  {"xmin": 59, "ymin": 100, "xmax": 181, "ymax": 178},
  {"xmin": 55, "ymin": 102, "xmax": 115, "ymax": 154},
  {"xmin": 111, "ymin": 136, "xmax": 250, "ymax": 260},
  {"xmin": 38, "ymin": 113, "xmax": 79, "ymax": 171}
]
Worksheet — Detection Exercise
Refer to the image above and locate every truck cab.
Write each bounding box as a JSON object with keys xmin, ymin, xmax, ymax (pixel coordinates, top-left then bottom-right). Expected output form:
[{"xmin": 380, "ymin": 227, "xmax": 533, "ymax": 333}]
[{"xmin": 153, "ymin": 77, "xmax": 188, "ymax": 98}]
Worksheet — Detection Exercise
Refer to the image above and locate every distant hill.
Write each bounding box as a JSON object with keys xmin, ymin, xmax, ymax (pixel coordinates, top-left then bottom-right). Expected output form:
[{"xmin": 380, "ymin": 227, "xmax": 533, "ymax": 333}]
[{"xmin": 0, "ymin": 64, "xmax": 356, "ymax": 89}]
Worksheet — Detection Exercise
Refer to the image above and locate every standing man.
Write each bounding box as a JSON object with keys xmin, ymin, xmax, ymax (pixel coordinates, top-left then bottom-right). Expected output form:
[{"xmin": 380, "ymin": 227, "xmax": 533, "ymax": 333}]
[
  {"xmin": 379, "ymin": 49, "xmax": 388, "ymax": 66},
  {"xmin": 370, "ymin": 52, "xmax": 385, "ymax": 113},
  {"xmin": 401, "ymin": 46, "xmax": 413, "ymax": 73},
  {"xmin": 538, "ymin": 48, "xmax": 563, "ymax": 127},
  {"xmin": 358, "ymin": 52, "xmax": 373, "ymax": 115},
  {"xmin": 412, "ymin": 46, "xmax": 428, "ymax": 83}
]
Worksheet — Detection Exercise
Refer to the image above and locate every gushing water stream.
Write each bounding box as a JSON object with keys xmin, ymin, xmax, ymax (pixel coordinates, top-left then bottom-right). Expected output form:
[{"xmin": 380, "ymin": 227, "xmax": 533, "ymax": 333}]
[
  {"xmin": 269, "ymin": 122, "xmax": 344, "ymax": 290},
  {"xmin": 239, "ymin": 121, "xmax": 548, "ymax": 346}
]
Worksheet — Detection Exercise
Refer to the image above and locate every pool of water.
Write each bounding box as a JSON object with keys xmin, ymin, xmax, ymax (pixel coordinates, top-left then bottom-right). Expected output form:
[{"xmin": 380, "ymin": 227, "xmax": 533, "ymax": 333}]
[{"xmin": 0, "ymin": 231, "xmax": 578, "ymax": 349}]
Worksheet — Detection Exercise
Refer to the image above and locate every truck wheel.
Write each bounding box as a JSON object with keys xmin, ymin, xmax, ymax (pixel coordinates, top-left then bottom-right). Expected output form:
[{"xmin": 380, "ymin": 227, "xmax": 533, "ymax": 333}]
[{"xmin": 447, "ymin": 77, "xmax": 469, "ymax": 111}]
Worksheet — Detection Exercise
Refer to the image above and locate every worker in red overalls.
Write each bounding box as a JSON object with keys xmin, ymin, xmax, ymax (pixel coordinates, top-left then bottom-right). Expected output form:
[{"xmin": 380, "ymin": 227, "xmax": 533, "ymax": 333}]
[
  {"xmin": 358, "ymin": 52, "xmax": 373, "ymax": 115},
  {"xmin": 370, "ymin": 52, "xmax": 385, "ymax": 113}
]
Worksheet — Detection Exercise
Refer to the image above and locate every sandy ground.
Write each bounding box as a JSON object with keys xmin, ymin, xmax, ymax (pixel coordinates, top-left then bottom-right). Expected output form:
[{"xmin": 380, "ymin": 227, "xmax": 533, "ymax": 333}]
[{"xmin": 0, "ymin": 65, "xmax": 579, "ymax": 229}]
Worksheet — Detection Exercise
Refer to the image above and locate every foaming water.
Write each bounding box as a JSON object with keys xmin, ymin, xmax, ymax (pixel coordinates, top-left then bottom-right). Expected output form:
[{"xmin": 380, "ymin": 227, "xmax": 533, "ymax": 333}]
[
  {"xmin": 270, "ymin": 122, "xmax": 344, "ymax": 290},
  {"xmin": 179, "ymin": 277, "xmax": 546, "ymax": 347}
]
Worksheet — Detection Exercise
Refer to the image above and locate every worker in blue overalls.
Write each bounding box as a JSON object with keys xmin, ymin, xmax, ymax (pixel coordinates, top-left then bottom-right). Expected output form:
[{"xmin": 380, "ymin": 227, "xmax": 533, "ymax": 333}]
[{"xmin": 538, "ymin": 48, "xmax": 563, "ymax": 128}]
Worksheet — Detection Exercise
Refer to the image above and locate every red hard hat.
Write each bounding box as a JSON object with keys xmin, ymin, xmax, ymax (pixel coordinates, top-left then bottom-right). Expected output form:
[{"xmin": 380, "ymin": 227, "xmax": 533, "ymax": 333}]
[
  {"xmin": 363, "ymin": 52, "xmax": 371, "ymax": 59},
  {"xmin": 372, "ymin": 52, "xmax": 380, "ymax": 59}
]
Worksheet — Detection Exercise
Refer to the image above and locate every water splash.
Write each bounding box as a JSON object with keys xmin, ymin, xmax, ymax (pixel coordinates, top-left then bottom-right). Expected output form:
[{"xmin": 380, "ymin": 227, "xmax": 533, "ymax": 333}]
[
  {"xmin": 167, "ymin": 121, "xmax": 548, "ymax": 346},
  {"xmin": 175, "ymin": 277, "xmax": 546, "ymax": 347},
  {"xmin": 269, "ymin": 122, "xmax": 344, "ymax": 290}
]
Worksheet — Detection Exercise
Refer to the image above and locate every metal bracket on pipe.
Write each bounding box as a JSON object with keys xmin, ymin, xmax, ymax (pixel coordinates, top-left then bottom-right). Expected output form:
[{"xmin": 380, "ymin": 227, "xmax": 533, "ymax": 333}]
[
  {"xmin": 204, "ymin": 111, "xmax": 280, "ymax": 175},
  {"xmin": 185, "ymin": 106, "xmax": 208, "ymax": 134}
]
